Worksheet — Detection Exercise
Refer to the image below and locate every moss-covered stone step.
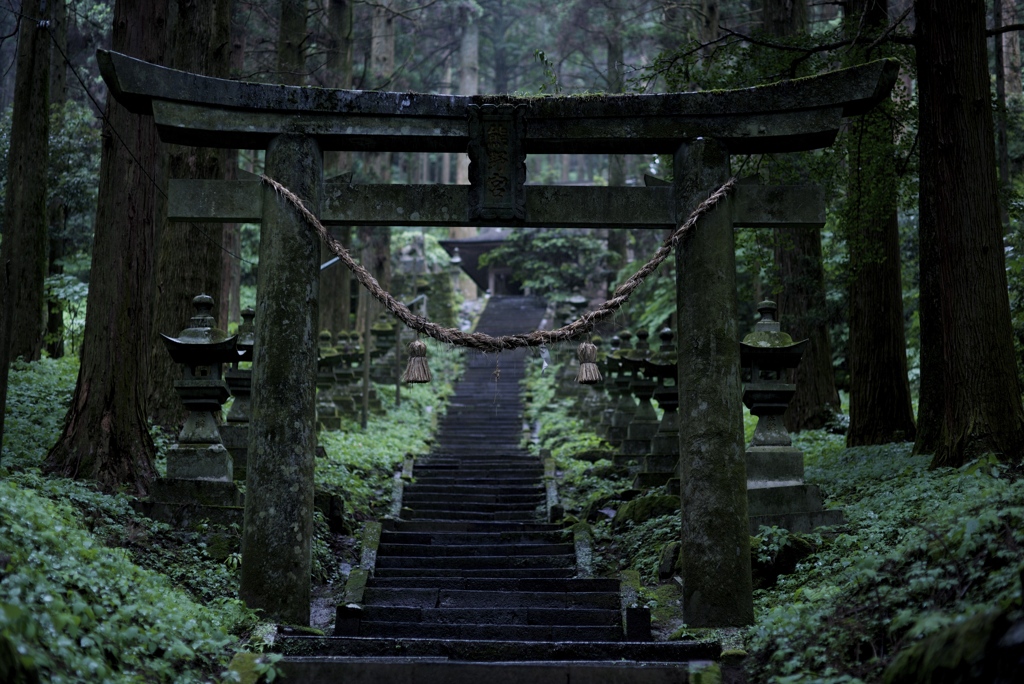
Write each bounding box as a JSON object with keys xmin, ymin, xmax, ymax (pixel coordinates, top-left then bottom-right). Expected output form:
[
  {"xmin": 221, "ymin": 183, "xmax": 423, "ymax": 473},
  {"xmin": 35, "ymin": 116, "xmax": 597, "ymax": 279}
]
[
  {"xmin": 279, "ymin": 658, "xmax": 714, "ymax": 684},
  {"xmin": 372, "ymin": 567, "xmax": 576, "ymax": 579},
  {"xmin": 361, "ymin": 587, "xmax": 620, "ymax": 609},
  {"xmin": 365, "ymin": 577, "xmax": 620, "ymax": 592},
  {"xmin": 385, "ymin": 520, "xmax": 560, "ymax": 532},
  {"xmin": 377, "ymin": 542, "xmax": 572, "ymax": 557},
  {"xmin": 361, "ymin": 607, "xmax": 620, "ymax": 627},
  {"xmin": 375, "ymin": 554, "xmax": 574, "ymax": 571},
  {"xmin": 277, "ymin": 636, "xmax": 720, "ymax": 662},
  {"xmin": 357, "ymin": 622, "xmax": 622, "ymax": 642},
  {"xmin": 401, "ymin": 493, "xmax": 545, "ymax": 506}
]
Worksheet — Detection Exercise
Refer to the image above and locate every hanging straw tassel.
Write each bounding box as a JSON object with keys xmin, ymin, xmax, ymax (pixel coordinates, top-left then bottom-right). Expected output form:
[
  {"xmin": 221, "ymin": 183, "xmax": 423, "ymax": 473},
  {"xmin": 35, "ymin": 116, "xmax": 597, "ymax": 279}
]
[
  {"xmin": 575, "ymin": 341, "xmax": 602, "ymax": 385},
  {"xmin": 402, "ymin": 339, "xmax": 432, "ymax": 383}
]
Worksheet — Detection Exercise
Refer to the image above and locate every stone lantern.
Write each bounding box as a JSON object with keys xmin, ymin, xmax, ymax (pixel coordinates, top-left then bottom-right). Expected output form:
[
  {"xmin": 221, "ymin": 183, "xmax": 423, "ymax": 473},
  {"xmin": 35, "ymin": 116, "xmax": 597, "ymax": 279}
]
[
  {"xmin": 740, "ymin": 300, "xmax": 843, "ymax": 532},
  {"xmin": 159, "ymin": 294, "xmax": 238, "ymax": 481},
  {"xmin": 739, "ymin": 300, "xmax": 807, "ymax": 449}
]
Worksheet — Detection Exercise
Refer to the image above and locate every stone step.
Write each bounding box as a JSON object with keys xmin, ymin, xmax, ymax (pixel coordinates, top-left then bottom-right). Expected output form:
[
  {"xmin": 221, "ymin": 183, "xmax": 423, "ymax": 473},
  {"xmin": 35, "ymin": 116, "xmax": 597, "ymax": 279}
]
[
  {"xmin": 367, "ymin": 577, "xmax": 621, "ymax": 593},
  {"xmin": 409, "ymin": 476, "xmax": 542, "ymax": 486},
  {"xmin": 403, "ymin": 509, "xmax": 540, "ymax": 522},
  {"xmin": 362, "ymin": 587, "xmax": 620, "ymax": 609},
  {"xmin": 387, "ymin": 520, "xmax": 561, "ymax": 533},
  {"xmin": 399, "ymin": 485, "xmax": 544, "ymax": 497},
  {"xmin": 402, "ymin": 500, "xmax": 542, "ymax": 513},
  {"xmin": 278, "ymin": 636, "xmax": 720, "ymax": 662},
  {"xmin": 412, "ymin": 468, "xmax": 543, "ymax": 478},
  {"xmin": 362, "ymin": 606, "xmax": 621, "ymax": 627},
  {"xmin": 358, "ymin": 622, "xmax": 622, "ymax": 642},
  {"xmin": 375, "ymin": 554, "xmax": 574, "ymax": 570},
  {"xmin": 372, "ymin": 567, "xmax": 576, "ymax": 579},
  {"xmin": 402, "ymin": 493, "xmax": 546, "ymax": 506},
  {"xmin": 280, "ymin": 658, "xmax": 709, "ymax": 684},
  {"xmin": 377, "ymin": 543, "xmax": 573, "ymax": 557},
  {"xmin": 379, "ymin": 532, "xmax": 566, "ymax": 547}
]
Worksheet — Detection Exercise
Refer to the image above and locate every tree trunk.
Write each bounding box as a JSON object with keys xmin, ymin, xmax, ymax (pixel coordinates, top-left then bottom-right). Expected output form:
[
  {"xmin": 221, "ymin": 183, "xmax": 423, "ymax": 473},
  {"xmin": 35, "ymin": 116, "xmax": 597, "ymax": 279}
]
[
  {"xmin": 1, "ymin": 0, "xmax": 52, "ymax": 363},
  {"xmin": 45, "ymin": 0, "xmax": 170, "ymax": 495},
  {"xmin": 149, "ymin": 0, "xmax": 228, "ymax": 427},
  {"xmin": 763, "ymin": 0, "xmax": 840, "ymax": 432},
  {"xmin": 45, "ymin": 0, "xmax": 68, "ymax": 360},
  {"xmin": 606, "ymin": 10, "xmax": 627, "ymax": 294},
  {"xmin": 320, "ymin": 0, "xmax": 354, "ymax": 334},
  {"xmin": 915, "ymin": 0, "xmax": 1024, "ymax": 466},
  {"xmin": 370, "ymin": 1, "xmax": 395, "ymax": 90},
  {"xmin": 278, "ymin": 0, "xmax": 307, "ymax": 84},
  {"xmin": 843, "ymin": 0, "xmax": 916, "ymax": 446},
  {"xmin": 1004, "ymin": 1, "xmax": 1022, "ymax": 95},
  {"xmin": 218, "ymin": 4, "xmax": 244, "ymax": 331},
  {"xmin": 763, "ymin": 0, "xmax": 806, "ymax": 36},
  {"xmin": 451, "ymin": 4, "xmax": 479, "ymax": 298},
  {"xmin": 994, "ymin": 0, "xmax": 1011, "ymax": 230}
]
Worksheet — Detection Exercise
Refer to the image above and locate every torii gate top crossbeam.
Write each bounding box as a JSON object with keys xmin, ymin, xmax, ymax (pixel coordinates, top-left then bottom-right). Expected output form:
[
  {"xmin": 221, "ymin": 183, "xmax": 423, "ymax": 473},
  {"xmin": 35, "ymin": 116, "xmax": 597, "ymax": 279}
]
[{"xmin": 99, "ymin": 50, "xmax": 897, "ymax": 155}]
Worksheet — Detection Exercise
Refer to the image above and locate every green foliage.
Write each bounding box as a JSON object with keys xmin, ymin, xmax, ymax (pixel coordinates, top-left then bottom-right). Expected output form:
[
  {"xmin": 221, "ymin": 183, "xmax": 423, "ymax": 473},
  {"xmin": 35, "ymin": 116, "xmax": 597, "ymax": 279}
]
[
  {"xmin": 316, "ymin": 342, "xmax": 459, "ymax": 523},
  {"xmin": 747, "ymin": 442, "xmax": 1024, "ymax": 682},
  {"xmin": 479, "ymin": 228, "xmax": 609, "ymax": 298},
  {"xmin": 0, "ymin": 479, "xmax": 253, "ymax": 683},
  {"xmin": 1, "ymin": 356, "xmax": 77, "ymax": 471}
]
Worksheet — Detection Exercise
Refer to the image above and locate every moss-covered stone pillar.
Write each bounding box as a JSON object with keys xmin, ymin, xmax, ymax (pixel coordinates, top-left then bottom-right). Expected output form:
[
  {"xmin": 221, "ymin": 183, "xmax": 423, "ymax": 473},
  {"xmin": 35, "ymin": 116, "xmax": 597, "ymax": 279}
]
[
  {"xmin": 240, "ymin": 134, "xmax": 322, "ymax": 625},
  {"xmin": 673, "ymin": 138, "xmax": 753, "ymax": 626}
]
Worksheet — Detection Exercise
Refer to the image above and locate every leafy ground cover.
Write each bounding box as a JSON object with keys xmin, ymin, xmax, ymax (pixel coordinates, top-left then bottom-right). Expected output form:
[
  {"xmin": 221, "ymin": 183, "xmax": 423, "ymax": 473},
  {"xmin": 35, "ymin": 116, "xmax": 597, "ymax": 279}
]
[
  {"xmin": 526, "ymin": 355, "xmax": 1024, "ymax": 683},
  {"xmin": 0, "ymin": 340, "xmax": 458, "ymax": 682}
]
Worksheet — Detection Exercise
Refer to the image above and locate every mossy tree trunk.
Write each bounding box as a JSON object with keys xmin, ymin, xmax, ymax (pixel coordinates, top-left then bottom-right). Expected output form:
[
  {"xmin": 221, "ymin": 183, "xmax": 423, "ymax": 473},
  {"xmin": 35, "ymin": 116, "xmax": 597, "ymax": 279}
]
[
  {"xmin": 320, "ymin": 0, "xmax": 354, "ymax": 334},
  {"xmin": 915, "ymin": 0, "xmax": 1024, "ymax": 466},
  {"xmin": 149, "ymin": 0, "xmax": 232, "ymax": 428},
  {"xmin": 1, "ymin": 0, "xmax": 52, "ymax": 364},
  {"xmin": 843, "ymin": 0, "xmax": 916, "ymax": 447},
  {"xmin": 218, "ymin": 3, "xmax": 244, "ymax": 331},
  {"xmin": 46, "ymin": 0, "xmax": 68, "ymax": 360},
  {"xmin": 45, "ymin": 0, "xmax": 170, "ymax": 495}
]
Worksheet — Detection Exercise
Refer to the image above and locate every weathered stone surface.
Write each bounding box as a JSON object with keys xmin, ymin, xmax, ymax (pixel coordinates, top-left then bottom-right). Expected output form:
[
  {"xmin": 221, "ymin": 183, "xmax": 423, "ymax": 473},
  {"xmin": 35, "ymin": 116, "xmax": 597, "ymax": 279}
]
[
  {"xmin": 100, "ymin": 48, "xmax": 896, "ymax": 155},
  {"xmin": 239, "ymin": 134, "xmax": 322, "ymax": 626},
  {"xmin": 170, "ymin": 179, "xmax": 824, "ymax": 235},
  {"xmin": 166, "ymin": 443, "xmax": 232, "ymax": 480},
  {"xmin": 674, "ymin": 139, "xmax": 753, "ymax": 627}
]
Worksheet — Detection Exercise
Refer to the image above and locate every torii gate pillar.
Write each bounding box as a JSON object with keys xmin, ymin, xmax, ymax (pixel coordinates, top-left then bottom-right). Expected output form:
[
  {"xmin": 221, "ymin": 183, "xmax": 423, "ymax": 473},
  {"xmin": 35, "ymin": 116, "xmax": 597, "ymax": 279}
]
[
  {"xmin": 239, "ymin": 134, "xmax": 323, "ymax": 625},
  {"xmin": 674, "ymin": 139, "xmax": 753, "ymax": 626}
]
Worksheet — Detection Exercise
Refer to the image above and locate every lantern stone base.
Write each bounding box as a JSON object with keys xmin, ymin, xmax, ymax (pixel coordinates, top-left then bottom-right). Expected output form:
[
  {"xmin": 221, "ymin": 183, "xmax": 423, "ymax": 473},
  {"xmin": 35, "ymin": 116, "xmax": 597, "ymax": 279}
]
[
  {"xmin": 166, "ymin": 443, "xmax": 233, "ymax": 481},
  {"xmin": 745, "ymin": 446, "xmax": 844, "ymax": 534},
  {"xmin": 746, "ymin": 446, "xmax": 805, "ymax": 486},
  {"xmin": 137, "ymin": 477, "xmax": 244, "ymax": 527},
  {"xmin": 219, "ymin": 424, "xmax": 248, "ymax": 481}
]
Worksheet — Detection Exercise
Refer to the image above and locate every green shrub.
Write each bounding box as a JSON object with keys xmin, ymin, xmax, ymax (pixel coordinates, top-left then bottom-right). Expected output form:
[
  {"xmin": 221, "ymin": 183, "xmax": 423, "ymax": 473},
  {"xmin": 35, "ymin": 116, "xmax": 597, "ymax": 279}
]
[{"xmin": 0, "ymin": 480, "xmax": 254, "ymax": 683}]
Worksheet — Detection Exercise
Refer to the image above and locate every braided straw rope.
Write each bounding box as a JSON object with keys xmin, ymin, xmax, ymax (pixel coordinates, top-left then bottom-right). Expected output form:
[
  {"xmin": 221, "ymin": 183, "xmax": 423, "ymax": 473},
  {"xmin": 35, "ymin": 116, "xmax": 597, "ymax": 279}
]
[{"xmin": 261, "ymin": 174, "xmax": 737, "ymax": 352}]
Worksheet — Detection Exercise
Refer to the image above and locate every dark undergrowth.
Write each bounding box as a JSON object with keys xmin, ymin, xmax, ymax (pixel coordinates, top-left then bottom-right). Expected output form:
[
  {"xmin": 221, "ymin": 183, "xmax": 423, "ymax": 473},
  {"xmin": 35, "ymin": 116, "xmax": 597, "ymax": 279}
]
[
  {"xmin": 1, "ymin": 343, "xmax": 458, "ymax": 683},
  {"xmin": 525, "ymin": 356, "xmax": 1024, "ymax": 683}
]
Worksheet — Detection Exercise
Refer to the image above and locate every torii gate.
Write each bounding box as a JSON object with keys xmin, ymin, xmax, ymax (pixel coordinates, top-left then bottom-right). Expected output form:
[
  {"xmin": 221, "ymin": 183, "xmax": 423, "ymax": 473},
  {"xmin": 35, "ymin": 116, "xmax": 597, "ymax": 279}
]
[{"xmin": 99, "ymin": 51, "xmax": 897, "ymax": 628}]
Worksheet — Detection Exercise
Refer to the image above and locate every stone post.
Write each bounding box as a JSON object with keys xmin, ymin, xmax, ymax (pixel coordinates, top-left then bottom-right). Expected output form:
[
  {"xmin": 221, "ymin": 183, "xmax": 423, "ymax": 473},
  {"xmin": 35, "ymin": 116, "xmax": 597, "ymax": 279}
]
[
  {"xmin": 673, "ymin": 138, "xmax": 753, "ymax": 626},
  {"xmin": 240, "ymin": 134, "xmax": 322, "ymax": 625}
]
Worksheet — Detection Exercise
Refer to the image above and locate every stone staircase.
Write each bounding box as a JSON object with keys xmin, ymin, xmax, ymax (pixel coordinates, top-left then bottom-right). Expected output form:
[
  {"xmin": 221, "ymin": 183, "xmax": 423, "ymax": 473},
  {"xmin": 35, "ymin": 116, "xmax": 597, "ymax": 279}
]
[{"xmin": 279, "ymin": 296, "xmax": 719, "ymax": 682}]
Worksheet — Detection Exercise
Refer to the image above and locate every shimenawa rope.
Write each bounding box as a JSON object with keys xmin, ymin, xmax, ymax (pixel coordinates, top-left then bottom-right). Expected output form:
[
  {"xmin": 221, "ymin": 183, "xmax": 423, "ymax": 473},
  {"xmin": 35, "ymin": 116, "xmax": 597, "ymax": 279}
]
[{"xmin": 260, "ymin": 174, "xmax": 736, "ymax": 353}]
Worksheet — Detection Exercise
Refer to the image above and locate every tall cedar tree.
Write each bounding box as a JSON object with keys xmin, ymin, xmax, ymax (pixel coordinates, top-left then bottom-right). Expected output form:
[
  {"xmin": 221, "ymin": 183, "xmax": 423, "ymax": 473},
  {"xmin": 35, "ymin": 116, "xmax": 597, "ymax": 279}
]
[
  {"xmin": 0, "ymin": 0, "xmax": 52, "ymax": 456},
  {"xmin": 915, "ymin": 0, "xmax": 1024, "ymax": 466},
  {"xmin": 149, "ymin": 0, "xmax": 232, "ymax": 427},
  {"xmin": 1, "ymin": 0, "xmax": 51, "ymax": 363},
  {"xmin": 45, "ymin": 0, "xmax": 170, "ymax": 494},
  {"xmin": 46, "ymin": 0, "xmax": 68, "ymax": 359},
  {"xmin": 843, "ymin": 0, "xmax": 916, "ymax": 446},
  {"xmin": 766, "ymin": 0, "xmax": 841, "ymax": 432},
  {"xmin": 320, "ymin": 0, "xmax": 355, "ymax": 334}
]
